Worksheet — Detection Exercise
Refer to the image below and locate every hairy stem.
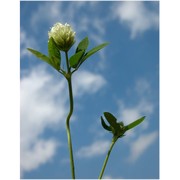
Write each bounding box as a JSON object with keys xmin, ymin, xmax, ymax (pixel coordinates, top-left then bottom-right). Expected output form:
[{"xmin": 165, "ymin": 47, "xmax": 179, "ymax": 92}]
[{"xmin": 98, "ymin": 137, "xmax": 117, "ymax": 179}]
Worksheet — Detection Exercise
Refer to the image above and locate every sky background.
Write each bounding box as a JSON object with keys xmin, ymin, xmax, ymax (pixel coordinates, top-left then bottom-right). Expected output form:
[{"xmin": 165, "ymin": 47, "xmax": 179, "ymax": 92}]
[{"xmin": 20, "ymin": 1, "xmax": 159, "ymax": 179}]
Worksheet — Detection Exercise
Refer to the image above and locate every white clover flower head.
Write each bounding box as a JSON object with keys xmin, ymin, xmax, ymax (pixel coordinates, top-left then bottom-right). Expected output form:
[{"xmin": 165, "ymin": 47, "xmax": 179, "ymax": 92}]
[{"xmin": 48, "ymin": 22, "xmax": 76, "ymax": 51}]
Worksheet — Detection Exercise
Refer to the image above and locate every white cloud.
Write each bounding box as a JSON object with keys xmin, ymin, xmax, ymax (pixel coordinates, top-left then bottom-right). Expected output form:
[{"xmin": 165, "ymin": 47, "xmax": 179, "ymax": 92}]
[
  {"xmin": 73, "ymin": 70, "xmax": 106, "ymax": 97},
  {"xmin": 30, "ymin": 1, "xmax": 105, "ymax": 39},
  {"xmin": 116, "ymin": 78, "xmax": 158, "ymax": 163},
  {"xmin": 117, "ymin": 99, "xmax": 153, "ymax": 140},
  {"xmin": 118, "ymin": 99, "xmax": 153, "ymax": 125},
  {"xmin": 20, "ymin": 66, "xmax": 106, "ymax": 174},
  {"xmin": 30, "ymin": 2, "xmax": 63, "ymax": 29},
  {"xmin": 113, "ymin": 1, "xmax": 159, "ymax": 38},
  {"xmin": 20, "ymin": 66, "xmax": 67, "ymax": 174},
  {"xmin": 103, "ymin": 175, "xmax": 112, "ymax": 179},
  {"xmin": 103, "ymin": 175, "xmax": 113, "ymax": 179},
  {"xmin": 20, "ymin": 29, "xmax": 37, "ymax": 58},
  {"xmin": 76, "ymin": 140, "xmax": 110, "ymax": 158},
  {"xmin": 135, "ymin": 78, "xmax": 151, "ymax": 95},
  {"xmin": 21, "ymin": 139, "xmax": 57, "ymax": 173},
  {"xmin": 117, "ymin": 78, "xmax": 154, "ymax": 133},
  {"xmin": 128, "ymin": 131, "xmax": 158, "ymax": 162},
  {"xmin": 103, "ymin": 175, "xmax": 123, "ymax": 179}
]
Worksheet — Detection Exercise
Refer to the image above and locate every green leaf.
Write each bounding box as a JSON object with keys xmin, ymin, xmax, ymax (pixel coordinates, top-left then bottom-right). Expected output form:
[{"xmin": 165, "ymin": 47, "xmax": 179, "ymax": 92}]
[
  {"xmin": 83, "ymin": 42, "xmax": 109, "ymax": 61},
  {"xmin": 27, "ymin": 48, "xmax": 51, "ymax": 64},
  {"xmin": 69, "ymin": 51, "xmax": 85, "ymax": 68},
  {"xmin": 101, "ymin": 116, "xmax": 112, "ymax": 131},
  {"xmin": 48, "ymin": 37, "xmax": 61, "ymax": 70},
  {"xmin": 104, "ymin": 112, "xmax": 119, "ymax": 131},
  {"xmin": 27, "ymin": 48, "xmax": 59, "ymax": 71},
  {"xmin": 125, "ymin": 116, "xmax": 145, "ymax": 131},
  {"xmin": 76, "ymin": 37, "xmax": 89, "ymax": 53}
]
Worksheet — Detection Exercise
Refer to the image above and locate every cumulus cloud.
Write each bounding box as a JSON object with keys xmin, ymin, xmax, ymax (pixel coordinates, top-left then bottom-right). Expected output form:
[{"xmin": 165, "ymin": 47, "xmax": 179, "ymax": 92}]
[
  {"xmin": 76, "ymin": 140, "xmax": 110, "ymax": 158},
  {"xmin": 30, "ymin": 1, "xmax": 105, "ymax": 39},
  {"xmin": 113, "ymin": 1, "xmax": 159, "ymax": 38},
  {"xmin": 102, "ymin": 175, "xmax": 113, "ymax": 179},
  {"xmin": 103, "ymin": 175, "xmax": 123, "ymax": 179},
  {"xmin": 135, "ymin": 78, "xmax": 151, "ymax": 95},
  {"xmin": 117, "ymin": 98, "xmax": 153, "ymax": 143},
  {"xmin": 119, "ymin": 99, "xmax": 153, "ymax": 124},
  {"xmin": 118, "ymin": 79, "xmax": 154, "ymax": 132},
  {"xmin": 20, "ymin": 66, "xmax": 106, "ymax": 175},
  {"xmin": 20, "ymin": 29, "xmax": 37, "ymax": 58},
  {"xmin": 20, "ymin": 66, "xmax": 67, "ymax": 174},
  {"xmin": 128, "ymin": 131, "xmax": 158, "ymax": 162},
  {"xmin": 30, "ymin": 2, "xmax": 63, "ymax": 28},
  {"xmin": 21, "ymin": 139, "xmax": 57, "ymax": 173},
  {"xmin": 73, "ymin": 70, "xmax": 106, "ymax": 97},
  {"xmin": 116, "ymin": 78, "xmax": 158, "ymax": 162}
]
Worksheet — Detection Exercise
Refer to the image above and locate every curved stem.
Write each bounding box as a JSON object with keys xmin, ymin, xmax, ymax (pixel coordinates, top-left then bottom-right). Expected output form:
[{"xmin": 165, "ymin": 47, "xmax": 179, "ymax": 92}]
[
  {"xmin": 65, "ymin": 51, "xmax": 76, "ymax": 179},
  {"xmin": 98, "ymin": 137, "xmax": 117, "ymax": 179}
]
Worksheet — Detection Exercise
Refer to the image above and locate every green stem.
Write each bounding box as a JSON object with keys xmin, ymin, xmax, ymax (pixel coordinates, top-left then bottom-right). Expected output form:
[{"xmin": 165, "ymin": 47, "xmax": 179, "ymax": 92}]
[
  {"xmin": 65, "ymin": 51, "xmax": 70, "ymax": 73},
  {"xmin": 65, "ymin": 51, "xmax": 76, "ymax": 179},
  {"xmin": 98, "ymin": 137, "xmax": 117, "ymax": 179}
]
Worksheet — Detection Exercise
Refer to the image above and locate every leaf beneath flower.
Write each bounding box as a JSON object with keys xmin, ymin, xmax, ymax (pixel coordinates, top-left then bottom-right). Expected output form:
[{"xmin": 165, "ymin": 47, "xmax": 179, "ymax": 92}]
[
  {"xmin": 83, "ymin": 42, "xmax": 109, "ymax": 61},
  {"xmin": 76, "ymin": 37, "xmax": 89, "ymax": 53},
  {"xmin": 48, "ymin": 37, "xmax": 61, "ymax": 70},
  {"xmin": 69, "ymin": 51, "xmax": 85, "ymax": 68},
  {"xmin": 27, "ymin": 48, "xmax": 59, "ymax": 71}
]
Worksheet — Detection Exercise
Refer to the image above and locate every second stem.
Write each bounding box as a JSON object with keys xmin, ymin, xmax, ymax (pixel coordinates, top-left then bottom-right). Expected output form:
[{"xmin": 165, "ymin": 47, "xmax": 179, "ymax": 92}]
[{"xmin": 98, "ymin": 137, "xmax": 117, "ymax": 179}]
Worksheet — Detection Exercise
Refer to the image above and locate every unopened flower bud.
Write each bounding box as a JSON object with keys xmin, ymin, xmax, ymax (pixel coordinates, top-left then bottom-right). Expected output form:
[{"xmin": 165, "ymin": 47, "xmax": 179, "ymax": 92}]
[{"xmin": 48, "ymin": 22, "xmax": 75, "ymax": 51}]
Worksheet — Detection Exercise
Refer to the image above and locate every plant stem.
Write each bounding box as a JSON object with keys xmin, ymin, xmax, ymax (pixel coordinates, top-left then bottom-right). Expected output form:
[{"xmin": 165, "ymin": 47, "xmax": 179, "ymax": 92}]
[
  {"xmin": 98, "ymin": 137, "xmax": 117, "ymax": 179},
  {"xmin": 65, "ymin": 51, "xmax": 76, "ymax": 179},
  {"xmin": 65, "ymin": 51, "xmax": 70, "ymax": 73}
]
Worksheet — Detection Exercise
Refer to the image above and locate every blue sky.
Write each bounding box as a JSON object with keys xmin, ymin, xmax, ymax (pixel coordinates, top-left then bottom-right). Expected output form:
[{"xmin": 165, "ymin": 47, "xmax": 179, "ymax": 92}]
[{"xmin": 20, "ymin": 1, "xmax": 159, "ymax": 179}]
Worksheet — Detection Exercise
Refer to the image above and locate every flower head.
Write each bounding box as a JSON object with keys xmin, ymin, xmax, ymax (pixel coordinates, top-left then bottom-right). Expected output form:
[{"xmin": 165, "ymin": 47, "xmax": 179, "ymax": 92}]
[{"xmin": 48, "ymin": 22, "xmax": 76, "ymax": 51}]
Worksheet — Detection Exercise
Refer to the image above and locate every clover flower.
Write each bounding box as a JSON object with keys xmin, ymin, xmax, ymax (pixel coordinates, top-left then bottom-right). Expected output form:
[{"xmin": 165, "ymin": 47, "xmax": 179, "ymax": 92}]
[{"xmin": 48, "ymin": 22, "xmax": 75, "ymax": 51}]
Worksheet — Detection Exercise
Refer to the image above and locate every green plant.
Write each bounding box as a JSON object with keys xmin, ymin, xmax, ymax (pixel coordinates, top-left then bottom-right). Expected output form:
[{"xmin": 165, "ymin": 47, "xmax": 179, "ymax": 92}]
[{"xmin": 27, "ymin": 22, "xmax": 145, "ymax": 179}]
